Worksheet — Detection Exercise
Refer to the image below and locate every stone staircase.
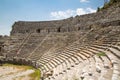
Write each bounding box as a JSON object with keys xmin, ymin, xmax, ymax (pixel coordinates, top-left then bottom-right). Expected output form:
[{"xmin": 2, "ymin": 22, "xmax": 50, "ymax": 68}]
[{"xmin": 16, "ymin": 33, "xmax": 47, "ymax": 58}]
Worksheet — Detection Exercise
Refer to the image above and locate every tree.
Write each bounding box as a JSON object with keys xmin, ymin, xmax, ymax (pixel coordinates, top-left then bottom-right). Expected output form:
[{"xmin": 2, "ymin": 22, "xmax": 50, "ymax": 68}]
[
  {"xmin": 104, "ymin": 0, "xmax": 109, "ymax": 4},
  {"xmin": 110, "ymin": 0, "xmax": 120, "ymax": 4}
]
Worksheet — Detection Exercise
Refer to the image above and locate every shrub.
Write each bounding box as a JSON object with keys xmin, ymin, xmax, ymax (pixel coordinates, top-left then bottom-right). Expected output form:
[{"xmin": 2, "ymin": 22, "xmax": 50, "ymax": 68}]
[
  {"xmin": 97, "ymin": 0, "xmax": 120, "ymax": 12},
  {"xmin": 29, "ymin": 69, "xmax": 41, "ymax": 80},
  {"xmin": 97, "ymin": 52, "xmax": 106, "ymax": 56}
]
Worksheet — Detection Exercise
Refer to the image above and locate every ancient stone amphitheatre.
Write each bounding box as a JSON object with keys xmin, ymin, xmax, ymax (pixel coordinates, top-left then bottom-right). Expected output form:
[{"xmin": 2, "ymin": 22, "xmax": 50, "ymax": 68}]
[{"xmin": 0, "ymin": 1, "xmax": 120, "ymax": 80}]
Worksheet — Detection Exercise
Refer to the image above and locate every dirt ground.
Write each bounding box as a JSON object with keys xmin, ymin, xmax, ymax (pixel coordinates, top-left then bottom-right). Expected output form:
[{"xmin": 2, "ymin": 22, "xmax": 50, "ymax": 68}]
[{"xmin": 0, "ymin": 64, "xmax": 35, "ymax": 80}]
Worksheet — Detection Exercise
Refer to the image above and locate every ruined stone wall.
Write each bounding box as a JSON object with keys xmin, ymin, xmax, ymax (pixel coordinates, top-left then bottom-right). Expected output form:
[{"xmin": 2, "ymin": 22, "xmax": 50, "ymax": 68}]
[
  {"xmin": 0, "ymin": 56, "xmax": 37, "ymax": 68},
  {"xmin": 10, "ymin": 2, "xmax": 120, "ymax": 36},
  {"xmin": 11, "ymin": 19, "xmax": 79, "ymax": 35},
  {"xmin": 0, "ymin": 36, "xmax": 9, "ymax": 55}
]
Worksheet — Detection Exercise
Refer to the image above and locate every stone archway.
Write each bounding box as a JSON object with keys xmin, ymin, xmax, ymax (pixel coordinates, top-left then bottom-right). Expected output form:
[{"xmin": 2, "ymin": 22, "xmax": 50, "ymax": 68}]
[
  {"xmin": 36, "ymin": 29, "xmax": 41, "ymax": 33},
  {"xmin": 57, "ymin": 27, "xmax": 61, "ymax": 32},
  {"xmin": 0, "ymin": 47, "xmax": 1, "ymax": 52}
]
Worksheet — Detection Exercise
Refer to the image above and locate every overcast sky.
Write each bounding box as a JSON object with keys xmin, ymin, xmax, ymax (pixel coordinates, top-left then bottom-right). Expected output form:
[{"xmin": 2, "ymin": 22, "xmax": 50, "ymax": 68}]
[{"xmin": 0, "ymin": 0, "xmax": 104, "ymax": 35}]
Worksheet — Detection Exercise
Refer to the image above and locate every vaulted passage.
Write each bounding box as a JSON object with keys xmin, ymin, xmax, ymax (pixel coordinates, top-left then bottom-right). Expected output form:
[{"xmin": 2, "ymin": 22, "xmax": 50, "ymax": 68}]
[
  {"xmin": 57, "ymin": 27, "xmax": 61, "ymax": 32},
  {"xmin": 0, "ymin": 47, "xmax": 1, "ymax": 52},
  {"xmin": 36, "ymin": 29, "xmax": 41, "ymax": 33}
]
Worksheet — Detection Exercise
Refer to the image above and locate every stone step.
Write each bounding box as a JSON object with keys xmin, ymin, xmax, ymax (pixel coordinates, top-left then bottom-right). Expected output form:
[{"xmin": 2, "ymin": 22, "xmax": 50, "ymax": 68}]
[
  {"xmin": 80, "ymin": 51, "xmax": 91, "ymax": 58},
  {"xmin": 45, "ymin": 54, "xmax": 112, "ymax": 80},
  {"xmin": 88, "ymin": 44, "xmax": 120, "ymax": 80},
  {"xmin": 76, "ymin": 52, "xmax": 88, "ymax": 60},
  {"xmin": 88, "ymin": 47, "xmax": 112, "ymax": 64},
  {"xmin": 109, "ymin": 47, "xmax": 120, "ymax": 58},
  {"xmin": 93, "ymin": 43, "xmax": 120, "ymax": 53},
  {"xmin": 39, "ymin": 55, "xmax": 63, "ymax": 65},
  {"xmin": 92, "ymin": 46, "xmax": 117, "ymax": 63},
  {"xmin": 42, "ymin": 56, "xmax": 68, "ymax": 70},
  {"xmin": 42, "ymin": 53, "xmax": 87, "ymax": 74},
  {"xmin": 91, "ymin": 44, "xmax": 120, "ymax": 59},
  {"xmin": 43, "ymin": 43, "xmax": 120, "ymax": 80},
  {"xmin": 112, "ymin": 61, "xmax": 120, "ymax": 80},
  {"xmin": 82, "ymin": 49, "xmax": 95, "ymax": 56}
]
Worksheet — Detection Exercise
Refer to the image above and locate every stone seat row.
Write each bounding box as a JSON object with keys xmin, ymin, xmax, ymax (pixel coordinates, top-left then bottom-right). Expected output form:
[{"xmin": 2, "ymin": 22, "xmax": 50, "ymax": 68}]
[
  {"xmin": 90, "ymin": 42, "xmax": 120, "ymax": 80},
  {"xmin": 16, "ymin": 33, "xmax": 47, "ymax": 58},
  {"xmin": 39, "ymin": 44, "xmax": 112, "ymax": 79},
  {"xmin": 42, "ymin": 41, "xmax": 120, "ymax": 79},
  {"xmin": 37, "ymin": 46, "xmax": 91, "ymax": 72},
  {"xmin": 44, "ymin": 54, "xmax": 112, "ymax": 80},
  {"xmin": 37, "ymin": 40, "xmax": 93, "ymax": 69}
]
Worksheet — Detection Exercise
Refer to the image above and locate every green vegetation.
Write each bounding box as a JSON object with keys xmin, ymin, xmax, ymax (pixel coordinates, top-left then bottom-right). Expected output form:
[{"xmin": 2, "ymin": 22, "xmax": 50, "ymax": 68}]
[
  {"xmin": 97, "ymin": 0, "xmax": 120, "ymax": 12},
  {"xmin": 29, "ymin": 69, "xmax": 41, "ymax": 80},
  {"xmin": 2, "ymin": 63, "xmax": 41, "ymax": 80},
  {"xmin": 97, "ymin": 52, "xmax": 106, "ymax": 56},
  {"xmin": 3, "ymin": 63, "xmax": 34, "ymax": 70}
]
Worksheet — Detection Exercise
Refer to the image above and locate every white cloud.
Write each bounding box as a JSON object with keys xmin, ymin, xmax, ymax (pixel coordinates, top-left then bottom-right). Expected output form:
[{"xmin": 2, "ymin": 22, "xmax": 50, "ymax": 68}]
[
  {"xmin": 50, "ymin": 10, "xmax": 75, "ymax": 19},
  {"xmin": 50, "ymin": 8, "xmax": 96, "ymax": 20},
  {"xmin": 76, "ymin": 8, "xmax": 86, "ymax": 15},
  {"xmin": 86, "ymin": 8, "xmax": 96, "ymax": 13},
  {"xmin": 80, "ymin": 0, "xmax": 89, "ymax": 2}
]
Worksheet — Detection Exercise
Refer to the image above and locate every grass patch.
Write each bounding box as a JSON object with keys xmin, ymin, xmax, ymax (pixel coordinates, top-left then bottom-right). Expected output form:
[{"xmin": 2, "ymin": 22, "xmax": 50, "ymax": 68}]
[
  {"xmin": 97, "ymin": 0, "xmax": 120, "ymax": 12},
  {"xmin": 29, "ymin": 69, "xmax": 41, "ymax": 80},
  {"xmin": 2, "ymin": 63, "xmax": 34, "ymax": 70},
  {"xmin": 97, "ymin": 52, "xmax": 106, "ymax": 56},
  {"xmin": 0, "ymin": 63, "xmax": 41, "ymax": 80}
]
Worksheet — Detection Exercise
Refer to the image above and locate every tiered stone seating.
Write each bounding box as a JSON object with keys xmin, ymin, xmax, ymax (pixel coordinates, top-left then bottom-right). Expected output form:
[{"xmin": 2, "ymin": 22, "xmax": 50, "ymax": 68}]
[
  {"xmin": 39, "ymin": 35, "xmax": 93, "ymax": 70},
  {"xmin": 92, "ymin": 42, "xmax": 120, "ymax": 59},
  {"xmin": 27, "ymin": 31, "xmax": 86, "ymax": 61},
  {"xmin": 37, "ymin": 47, "xmax": 83, "ymax": 67},
  {"xmin": 4, "ymin": 34, "xmax": 29, "ymax": 57},
  {"xmin": 41, "ymin": 47, "xmax": 89, "ymax": 79},
  {"xmin": 41, "ymin": 39, "xmax": 120, "ymax": 80},
  {"xmin": 1, "ymin": 34, "xmax": 120, "ymax": 80},
  {"xmin": 89, "ymin": 41, "xmax": 120, "ymax": 79},
  {"xmin": 112, "ymin": 59, "xmax": 120, "ymax": 80},
  {"xmin": 77, "ymin": 47, "xmax": 113, "ymax": 80},
  {"xmin": 39, "ymin": 34, "xmax": 93, "ymax": 79},
  {"xmin": 16, "ymin": 33, "xmax": 32, "ymax": 54},
  {"xmin": 0, "ymin": 2, "xmax": 119, "ymax": 80},
  {"xmin": 39, "ymin": 49, "xmax": 80, "ymax": 71},
  {"xmin": 16, "ymin": 33, "xmax": 47, "ymax": 58},
  {"xmin": 44, "ymin": 55, "xmax": 105, "ymax": 80}
]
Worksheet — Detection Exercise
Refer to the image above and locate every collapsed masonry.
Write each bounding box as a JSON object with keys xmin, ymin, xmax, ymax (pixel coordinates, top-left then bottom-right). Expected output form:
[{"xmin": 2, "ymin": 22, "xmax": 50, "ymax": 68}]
[{"xmin": 0, "ymin": 2, "xmax": 120, "ymax": 80}]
